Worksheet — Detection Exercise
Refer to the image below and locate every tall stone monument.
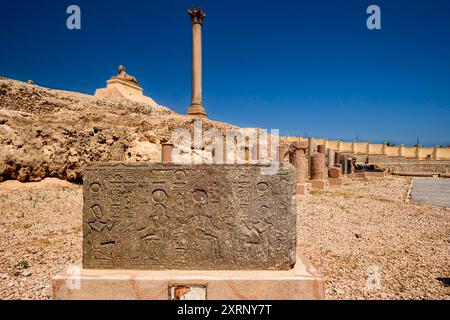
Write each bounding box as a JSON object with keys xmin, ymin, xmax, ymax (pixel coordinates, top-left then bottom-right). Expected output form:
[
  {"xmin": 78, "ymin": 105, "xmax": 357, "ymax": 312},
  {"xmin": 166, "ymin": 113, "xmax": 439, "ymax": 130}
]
[
  {"xmin": 307, "ymin": 137, "xmax": 315, "ymax": 179},
  {"xmin": 186, "ymin": 8, "xmax": 207, "ymax": 118},
  {"xmin": 52, "ymin": 162, "xmax": 324, "ymax": 300},
  {"xmin": 327, "ymin": 148, "xmax": 335, "ymax": 169}
]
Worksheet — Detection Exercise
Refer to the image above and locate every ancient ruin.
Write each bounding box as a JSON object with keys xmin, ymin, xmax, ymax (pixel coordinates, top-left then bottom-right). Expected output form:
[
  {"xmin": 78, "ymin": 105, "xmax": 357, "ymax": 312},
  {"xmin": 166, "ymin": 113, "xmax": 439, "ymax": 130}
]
[
  {"xmin": 186, "ymin": 8, "xmax": 207, "ymax": 118},
  {"xmin": 286, "ymin": 141, "xmax": 310, "ymax": 195},
  {"xmin": 51, "ymin": 159, "xmax": 324, "ymax": 300}
]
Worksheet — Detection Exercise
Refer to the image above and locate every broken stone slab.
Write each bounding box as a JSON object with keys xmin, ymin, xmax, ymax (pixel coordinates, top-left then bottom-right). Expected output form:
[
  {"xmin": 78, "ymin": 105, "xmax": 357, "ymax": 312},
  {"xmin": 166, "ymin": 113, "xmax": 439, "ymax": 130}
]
[{"xmin": 82, "ymin": 162, "xmax": 297, "ymax": 270}]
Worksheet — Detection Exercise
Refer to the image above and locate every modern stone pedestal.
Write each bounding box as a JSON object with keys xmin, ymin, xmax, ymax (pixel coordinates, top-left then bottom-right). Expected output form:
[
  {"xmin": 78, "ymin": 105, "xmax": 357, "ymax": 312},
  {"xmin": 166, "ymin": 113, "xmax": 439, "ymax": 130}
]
[
  {"xmin": 307, "ymin": 180, "xmax": 329, "ymax": 190},
  {"xmin": 52, "ymin": 255, "xmax": 324, "ymax": 300},
  {"xmin": 296, "ymin": 183, "xmax": 311, "ymax": 195}
]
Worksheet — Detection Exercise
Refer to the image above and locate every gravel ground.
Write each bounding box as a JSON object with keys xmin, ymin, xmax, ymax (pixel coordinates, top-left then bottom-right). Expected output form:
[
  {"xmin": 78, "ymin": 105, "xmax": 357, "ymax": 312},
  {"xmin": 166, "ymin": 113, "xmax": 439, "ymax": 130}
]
[
  {"xmin": 0, "ymin": 176, "xmax": 449, "ymax": 300},
  {"xmin": 0, "ymin": 179, "xmax": 82, "ymax": 300},
  {"xmin": 297, "ymin": 175, "xmax": 450, "ymax": 300}
]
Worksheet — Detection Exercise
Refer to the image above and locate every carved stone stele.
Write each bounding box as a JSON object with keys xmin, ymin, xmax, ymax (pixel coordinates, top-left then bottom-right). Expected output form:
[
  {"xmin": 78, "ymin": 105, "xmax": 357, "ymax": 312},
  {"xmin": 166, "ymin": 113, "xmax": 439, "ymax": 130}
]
[{"xmin": 83, "ymin": 163, "xmax": 297, "ymax": 270}]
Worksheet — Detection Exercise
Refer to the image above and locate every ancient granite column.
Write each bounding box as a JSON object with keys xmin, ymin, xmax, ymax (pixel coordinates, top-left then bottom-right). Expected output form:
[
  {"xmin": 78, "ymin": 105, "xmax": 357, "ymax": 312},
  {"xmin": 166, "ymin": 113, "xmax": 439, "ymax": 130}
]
[
  {"xmin": 187, "ymin": 8, "xmax": 207, "ymax": 118},
  {"xmin": 310, "ymin": 153, "xmax": 326, "ymax": 181},
  {"xmin": 287, "ymin": 142, "xmax": 307, "ymax": 183},
  {"xmin": 307, "ymin": 137, "xmax": 315, "ymax": 179},
  {"xmin": 328, "ymin": 148, "xmax": 335, "ymax": 169}
]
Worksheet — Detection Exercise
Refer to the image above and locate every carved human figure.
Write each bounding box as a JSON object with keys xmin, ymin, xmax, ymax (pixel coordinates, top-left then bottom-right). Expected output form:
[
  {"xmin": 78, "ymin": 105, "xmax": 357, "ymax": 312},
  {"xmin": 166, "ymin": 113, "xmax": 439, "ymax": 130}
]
[
  {"xmin": 191, "ymin": 189, "xmax": 222, "ymax": 259},
  {"xmin": 85, "ymin": 205, "xmax": 117, "ymax": 260}
]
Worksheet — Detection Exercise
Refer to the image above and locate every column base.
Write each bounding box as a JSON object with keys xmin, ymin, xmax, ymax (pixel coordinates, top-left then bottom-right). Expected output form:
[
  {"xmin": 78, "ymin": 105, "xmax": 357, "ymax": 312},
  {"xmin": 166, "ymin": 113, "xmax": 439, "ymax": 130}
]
[
  {"xmin": 307, "ymin": 180, "xmax": 329, "ymax": 190},
  {"xmin": 328, "ymin": 177, "xmax": 344, "ymax": 186},
  {"xmin": 296, "ymin": 183, "xmax": 311, "ymax": 195},
  {"xmin": 187, "ymin": 103, "xmax": 207, "ymax": 118},
  {"xmin": 51, "ymin": 255, "xmax": 324, "ymax": 300}
]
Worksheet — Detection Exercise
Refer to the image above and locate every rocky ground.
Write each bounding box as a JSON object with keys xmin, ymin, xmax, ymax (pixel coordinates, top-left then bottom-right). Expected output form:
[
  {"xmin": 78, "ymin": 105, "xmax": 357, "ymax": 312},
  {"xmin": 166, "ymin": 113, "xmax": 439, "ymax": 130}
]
[
  {"xmin": 0, "ymin": 175, "xmax": 448, "ymax": 300},
  {"xmin": 0, "ymin": 78, "xmax": 234, "ymax": 183},
  {"xmin": 0, "ymin": 179, "xmax": 82, "ymax": 300}
]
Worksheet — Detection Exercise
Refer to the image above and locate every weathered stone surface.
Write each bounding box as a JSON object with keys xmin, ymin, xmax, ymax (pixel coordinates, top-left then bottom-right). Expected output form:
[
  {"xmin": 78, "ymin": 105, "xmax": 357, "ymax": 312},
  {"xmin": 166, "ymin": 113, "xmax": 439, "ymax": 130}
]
[
  {"xmin": 82, "ymin": 162, "xmax": 296, "ymax": 270},
  {"xmin": 340, "ymin": 154, "xmax": 349, "ymax": 175},
  {"xmin": 334, "ymin": 152, "xmax": 341, "ymax": 166},
  {"xmin": 317, "ymin": 145, "xmax": 326, "ymax": 155},
  {"xmin": 349, "ymin": 156, "xmax": 357, "ymax": 174},
  {"xmin": 310, "ymin": 153, "xmax": 326, "ymax": 180}
]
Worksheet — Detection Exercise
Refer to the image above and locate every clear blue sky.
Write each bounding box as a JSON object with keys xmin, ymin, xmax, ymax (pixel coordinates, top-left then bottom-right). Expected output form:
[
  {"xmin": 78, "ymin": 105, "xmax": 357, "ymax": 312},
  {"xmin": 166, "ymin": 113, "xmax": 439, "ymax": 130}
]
[{"xmin": 1, "ymin": 0, "xmax": 449, "ymax": 146}]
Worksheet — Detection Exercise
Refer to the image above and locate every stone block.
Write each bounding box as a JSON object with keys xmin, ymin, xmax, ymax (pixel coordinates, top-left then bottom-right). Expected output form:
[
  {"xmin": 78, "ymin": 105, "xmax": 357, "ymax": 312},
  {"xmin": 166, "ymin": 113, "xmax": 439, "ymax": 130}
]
[
  {"xmin": 296, "ymin": 183, "xmax": 310, "ymax": 195},
  {"xmin": 328, "ymin": 177, "xmax": 344, "ymax": 186},
  {"xmin": 328, "ymin": 167, "xmax": 341, "ymax": 179}
]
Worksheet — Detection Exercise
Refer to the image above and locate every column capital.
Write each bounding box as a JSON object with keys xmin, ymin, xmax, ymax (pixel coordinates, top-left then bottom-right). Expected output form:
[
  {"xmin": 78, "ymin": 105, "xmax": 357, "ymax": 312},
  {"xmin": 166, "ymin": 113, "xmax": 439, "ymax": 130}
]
[{"xmin": 188, "ymin": 7, "xmax": 206, "ymax": 25}]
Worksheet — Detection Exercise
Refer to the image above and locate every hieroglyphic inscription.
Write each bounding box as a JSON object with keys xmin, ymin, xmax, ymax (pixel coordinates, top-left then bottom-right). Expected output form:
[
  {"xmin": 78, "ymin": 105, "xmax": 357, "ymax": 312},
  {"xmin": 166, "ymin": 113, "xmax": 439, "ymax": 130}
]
[{"xmin": 83, "ymin": 163, "xmax": 297, "ymax": 270}]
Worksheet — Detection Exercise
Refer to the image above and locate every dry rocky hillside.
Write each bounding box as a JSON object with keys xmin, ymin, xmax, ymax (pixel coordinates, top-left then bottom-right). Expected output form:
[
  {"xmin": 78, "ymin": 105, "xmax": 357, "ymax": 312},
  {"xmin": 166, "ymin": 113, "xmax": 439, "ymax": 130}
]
[{"xmin": 0, "ymin": 78, "xmax": 234, "ymax": 183}]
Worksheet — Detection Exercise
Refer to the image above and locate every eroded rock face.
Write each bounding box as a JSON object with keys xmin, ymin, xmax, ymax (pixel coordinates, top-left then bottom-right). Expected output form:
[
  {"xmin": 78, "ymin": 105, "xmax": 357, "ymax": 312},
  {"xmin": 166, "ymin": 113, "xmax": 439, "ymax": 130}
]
[
  {"xmin": 0, "ymin": 78, "xmax": 234, "ymax": 183},
  {"xmin": 82, "ymin": 162, "xmax": 297, "ymax": 270}
]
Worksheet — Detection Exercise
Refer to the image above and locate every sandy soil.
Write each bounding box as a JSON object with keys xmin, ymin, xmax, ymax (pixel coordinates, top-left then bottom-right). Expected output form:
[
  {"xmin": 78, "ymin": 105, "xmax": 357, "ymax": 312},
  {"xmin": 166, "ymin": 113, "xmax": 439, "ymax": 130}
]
[{"xmin": 0, "ymin": 176, "xmax": 449, "ymax": 300}]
